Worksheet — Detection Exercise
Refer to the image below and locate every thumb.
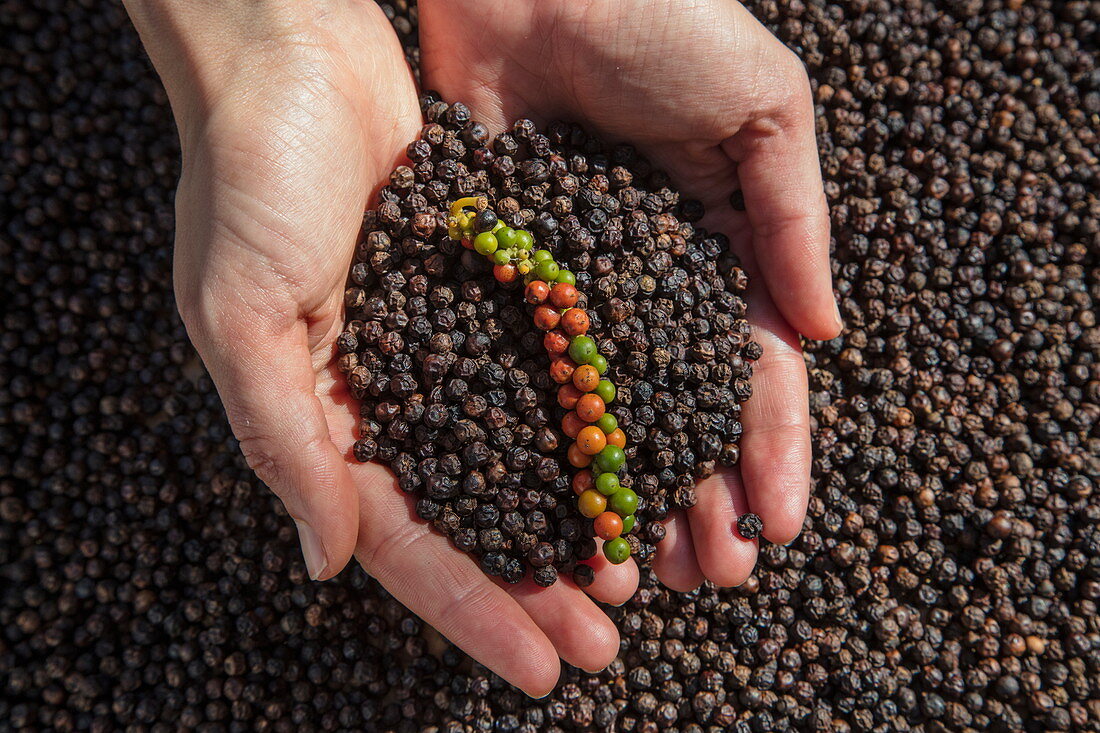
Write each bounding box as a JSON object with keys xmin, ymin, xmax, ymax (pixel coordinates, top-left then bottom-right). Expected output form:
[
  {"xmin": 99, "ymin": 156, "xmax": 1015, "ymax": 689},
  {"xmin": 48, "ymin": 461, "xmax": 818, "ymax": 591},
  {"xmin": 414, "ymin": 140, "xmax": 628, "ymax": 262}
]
[{"xmin": 180, "ymin": 290, "xmax": 360, "ymax": 581}]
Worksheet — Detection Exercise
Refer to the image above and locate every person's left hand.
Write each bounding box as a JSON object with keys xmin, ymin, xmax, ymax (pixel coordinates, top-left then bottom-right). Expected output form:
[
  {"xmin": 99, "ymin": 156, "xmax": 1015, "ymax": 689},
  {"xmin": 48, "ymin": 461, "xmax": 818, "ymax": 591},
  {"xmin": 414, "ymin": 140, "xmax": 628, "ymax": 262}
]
[
  {"xmin": 419, "ymin": 0, "xmax": 842, "ymax": 590},
  {"xmin": 123, "ymin": 0, "xmax": 637, "ymax": 695}
]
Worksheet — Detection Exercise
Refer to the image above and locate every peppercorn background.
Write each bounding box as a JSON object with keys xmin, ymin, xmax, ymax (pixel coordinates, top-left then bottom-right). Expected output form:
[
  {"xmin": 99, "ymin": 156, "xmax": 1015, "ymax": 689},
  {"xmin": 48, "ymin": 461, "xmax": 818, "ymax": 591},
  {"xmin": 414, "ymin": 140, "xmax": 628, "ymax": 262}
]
[{"xmin": 1, "ymin": 1, "xmax": 1098, "ymax": 732}]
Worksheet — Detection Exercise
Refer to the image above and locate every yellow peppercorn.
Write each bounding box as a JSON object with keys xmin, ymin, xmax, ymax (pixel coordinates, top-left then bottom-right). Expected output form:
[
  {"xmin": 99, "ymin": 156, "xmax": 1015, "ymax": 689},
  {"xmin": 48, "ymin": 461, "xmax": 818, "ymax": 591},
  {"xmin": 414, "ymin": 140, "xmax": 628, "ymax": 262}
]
[{"xmin": 578, "ymin": 489, "xmax": 607, "ymax": 518}]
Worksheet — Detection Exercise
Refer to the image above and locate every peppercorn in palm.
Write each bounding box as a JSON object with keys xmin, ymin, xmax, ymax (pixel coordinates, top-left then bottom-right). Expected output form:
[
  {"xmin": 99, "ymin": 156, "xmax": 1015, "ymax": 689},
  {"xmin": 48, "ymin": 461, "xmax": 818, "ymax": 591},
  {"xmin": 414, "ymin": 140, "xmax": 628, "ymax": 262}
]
[{"xmin": 342, "ymin": 99, "xmax": 760, "ymax": 584}]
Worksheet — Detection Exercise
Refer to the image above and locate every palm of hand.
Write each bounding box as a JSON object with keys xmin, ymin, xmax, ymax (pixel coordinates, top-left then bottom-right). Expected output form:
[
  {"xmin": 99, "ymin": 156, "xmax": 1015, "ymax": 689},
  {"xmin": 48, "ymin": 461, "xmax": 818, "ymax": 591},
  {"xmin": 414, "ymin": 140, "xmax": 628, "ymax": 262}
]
[{"xmin": 421, "ymin": 0, "xmax": 839, "ymax": 590}]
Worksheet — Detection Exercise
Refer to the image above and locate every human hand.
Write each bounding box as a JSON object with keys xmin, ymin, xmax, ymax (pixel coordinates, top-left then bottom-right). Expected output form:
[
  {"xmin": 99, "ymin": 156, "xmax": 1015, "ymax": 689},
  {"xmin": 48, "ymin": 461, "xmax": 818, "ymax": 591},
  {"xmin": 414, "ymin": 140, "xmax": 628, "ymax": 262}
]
[
  {"xmin": 124, "ymin": 0, "xmax": 635, "ymax": 696},
  {"xmin": 420, "ymin": 0, "xmax": 842, "ymax": 589}
]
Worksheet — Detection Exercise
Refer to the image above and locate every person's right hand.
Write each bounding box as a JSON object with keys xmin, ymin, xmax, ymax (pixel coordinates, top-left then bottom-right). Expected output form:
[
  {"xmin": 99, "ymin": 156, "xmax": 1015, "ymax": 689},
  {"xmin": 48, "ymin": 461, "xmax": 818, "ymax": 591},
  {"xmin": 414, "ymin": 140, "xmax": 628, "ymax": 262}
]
[
  {"xmin": 420, "ymin": 0, "xmax": 841, "ymax": 593},
  {"xmin": 124, "ymin": 0, "xmax": 636, "ymax": 697}
]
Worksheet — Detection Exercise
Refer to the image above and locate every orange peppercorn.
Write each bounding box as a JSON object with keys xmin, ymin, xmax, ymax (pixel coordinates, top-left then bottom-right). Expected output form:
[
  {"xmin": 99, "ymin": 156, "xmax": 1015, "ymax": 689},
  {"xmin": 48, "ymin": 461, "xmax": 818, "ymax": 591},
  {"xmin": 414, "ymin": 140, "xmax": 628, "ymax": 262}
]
[
  {"xmin": 572, "ymin": 364, "xmax": 600, "ymax": 392},
  {"xmin": 525, "ymin": 280, "xmax": 550, "ymax": 304},
  {"xmin": 493, "ymin": 264, "xmax": 517, "ymax": 283},
  {"xmin": 577, "ymin": 489, "xmax": 607, "ymax": 518},
  {"xmin": 593, "ymin": 511, "xmax": 624, "ymax": 540},
  {"xmin": 561, "ymin": 308, "xmax": 590, "ymax": 336},
  {"xmin": 572, "ymin": 469, "xmax": 594, "ymax": 496},
  {"xmin": 549, "ymin": 358, "xmax": 576, "ymax": 384},
  {"xmin": 461, "ymin": 237, "xmax": 474, "ymax": 250},
  {"xmin": 544, "ymin": 329, "xmax": 569, "ymax": 355},
  {"xmin": 549, "ymin": 282, "xmax": 579, "ymax": 309},
  {"xmin": 606, "ymin": 428, "xmax": 627, "ymax": 449},
  {"xmin": 577, "ymin": 425, "xmax": 608, "ymax": 455},
  {"xmin": 561, "ymin": 411, "xmax": 587, "ymax": 438},
  {"xmin": 567, "ymin": 442, "xmax": 593, "ymax": 468},
  {"xmin": 575, "ymin": 393, "xmax": 606, "ymax": 422},
  {"xmin": 558, "ymin": 383, "xmax": 583, "ymax": 409},
  {"xmin": 533, "ymin": 305, "xmax": 561, "ymax": 331}
]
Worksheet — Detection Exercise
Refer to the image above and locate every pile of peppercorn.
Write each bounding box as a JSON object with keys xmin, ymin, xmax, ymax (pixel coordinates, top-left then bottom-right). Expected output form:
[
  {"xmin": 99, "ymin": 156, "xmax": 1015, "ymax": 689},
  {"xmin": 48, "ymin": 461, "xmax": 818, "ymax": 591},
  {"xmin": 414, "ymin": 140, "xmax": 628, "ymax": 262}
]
[
  {"xmin": 341, "ymin": 100, "xmax": 759, "ymax": 585},
  {"xmin": 1, "ymin": 0, "xmax": 1098, "ymax": 730}
]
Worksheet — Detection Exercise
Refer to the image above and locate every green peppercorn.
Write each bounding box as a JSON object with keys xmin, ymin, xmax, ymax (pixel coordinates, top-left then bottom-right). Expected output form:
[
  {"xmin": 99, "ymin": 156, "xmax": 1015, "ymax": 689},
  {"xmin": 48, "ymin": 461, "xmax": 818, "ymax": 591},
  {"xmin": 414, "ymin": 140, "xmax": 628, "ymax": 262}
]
[
  {"xmin": 596, "ymin": 413, "xmax": 618, "ymax": 434},
  {"xmin": 533, "ymin": 249, "xmax": 553, "ymax": 263},
  {"xmin": 515, "ymin": 230, "xmax": 534, "ymax": 250},
  {"xmin": 609, "ymin": 487, "xmax": 638, "ymax": 516},
  {"xmin": 603, "ymin": 537, "xmax": 631, "ymax": 564},
  {"xmin": 589, "ymin": 354, "xmax": 609, "ymax": 375},
  {"xmin": 595, "ymin": 472, "xmax": 620, "ymax": 496},
  {"xmin": 474, "ymin": 232, "xmax": 499, "ymax": 255},
  {"xmin": 535, "ymin": 260, "xmax": 560, "ymax": 282},
  {"xmin": 594, "ymin": 379, "xmax": 616, "ymax": 404},
  {"xmin": 496, "ymin": 227, "xmax": 518, "ymax": 248},
  {"xmin": 621, "ymin": 514, "xmax": 636, "ymax": 534},
  {"xmin": 594, "ymin": 445, "xmax": 626, "ymax": 473},
  {"xmin": 492, "ymin": 249, "xmax": 513, "ymax": 265},
  {"xmin": 568, "ymin": 336, "xmax": 597, "ymax": 364},
  {"xmin": 557, "ymin": 270, "xmax": 576, "ymax": 286}
]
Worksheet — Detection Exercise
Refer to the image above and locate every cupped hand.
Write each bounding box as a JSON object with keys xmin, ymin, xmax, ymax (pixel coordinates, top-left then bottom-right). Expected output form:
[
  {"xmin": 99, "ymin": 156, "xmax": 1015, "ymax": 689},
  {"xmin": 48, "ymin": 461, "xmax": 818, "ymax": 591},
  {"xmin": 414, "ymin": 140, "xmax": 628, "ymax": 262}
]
[
  {"xmin": 420, "ymin": 0, "xmax": 842, "ymax": 590},
  {"xmin": 124, "ymin": 0, "xmax": 635, "ymax": 696}
]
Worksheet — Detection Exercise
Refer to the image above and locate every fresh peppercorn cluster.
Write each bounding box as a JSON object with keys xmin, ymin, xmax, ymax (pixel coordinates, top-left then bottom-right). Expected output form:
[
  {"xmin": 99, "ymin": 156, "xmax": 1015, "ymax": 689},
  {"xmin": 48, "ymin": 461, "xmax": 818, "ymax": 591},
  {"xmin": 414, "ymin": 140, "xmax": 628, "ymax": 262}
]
[{"xmin": 446, "ymin": 196, "xmax": 639, "ymax": 564}]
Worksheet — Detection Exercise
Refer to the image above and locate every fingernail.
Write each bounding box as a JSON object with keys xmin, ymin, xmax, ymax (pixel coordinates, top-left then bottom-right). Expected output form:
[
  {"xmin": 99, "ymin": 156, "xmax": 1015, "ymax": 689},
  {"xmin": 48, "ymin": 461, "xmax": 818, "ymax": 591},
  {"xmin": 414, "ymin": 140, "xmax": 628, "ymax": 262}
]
[
  {"xmin": 294, "ymin": 519, "xmax": 328, "ymax": 580},
  {"xmin": 832, "ymin": 300, "xmax": 844, "ymax": 331}
]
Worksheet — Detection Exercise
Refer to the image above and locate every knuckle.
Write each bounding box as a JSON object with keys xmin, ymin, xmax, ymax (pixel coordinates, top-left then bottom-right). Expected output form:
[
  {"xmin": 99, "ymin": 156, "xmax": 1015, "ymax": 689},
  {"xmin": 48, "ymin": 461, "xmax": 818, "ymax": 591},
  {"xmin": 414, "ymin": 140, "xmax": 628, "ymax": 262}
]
[
  {"xmin": 237, "ymin": 433, "xmax": 289, "ymax": 492},
  {"xmin": 235, "ymin": 427, "xmax": 325, "ymax": 502},
  {"xmin": 437, "ymin": 581, "xmax": 501, "ymax": 632},
  {"xmin": 358, "ymin": 515, "xmax": 422, "ymax": 575}
]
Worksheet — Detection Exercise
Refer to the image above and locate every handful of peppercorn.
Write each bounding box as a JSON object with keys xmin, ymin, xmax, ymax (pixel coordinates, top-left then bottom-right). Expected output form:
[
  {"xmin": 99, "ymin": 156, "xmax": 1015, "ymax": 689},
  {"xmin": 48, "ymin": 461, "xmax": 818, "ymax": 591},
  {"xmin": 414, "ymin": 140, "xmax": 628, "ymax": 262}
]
[{"xmin": 340, "ymin": 96, "xmax": 760, "ymax": 586}]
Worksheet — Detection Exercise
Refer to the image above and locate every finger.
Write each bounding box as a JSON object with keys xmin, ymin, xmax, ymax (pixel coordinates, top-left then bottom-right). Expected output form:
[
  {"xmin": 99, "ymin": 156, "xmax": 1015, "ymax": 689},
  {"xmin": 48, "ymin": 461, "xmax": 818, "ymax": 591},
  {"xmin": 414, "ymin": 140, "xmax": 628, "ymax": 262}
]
[
  {"xmin": 652, "ymin": 510, "xmax": 705, "ymax": 592},
  {"xmin": 688, "ymin": 467, "xmax": 758, "ymax": 587},
  {"xmin": 721, "ymin": 44, "xmax": 839, "ymax": 341},
  {"xmin": 502, "ymin": 577, "xmax": 620, "ymax": 674},
  {"xmin": 738, "ymin": 288, "xmax": 812, "ymax": 545},
  {"xmin": 350, "ymin": 460, "xmax": 561, "ymax": 698},
  {"xmin": 184, "ymin": 312, "xmax": 358, "ymax": 582},
  {"xmin": 580, "ymin": 543, "xmax": 640, "ymax": 607}
]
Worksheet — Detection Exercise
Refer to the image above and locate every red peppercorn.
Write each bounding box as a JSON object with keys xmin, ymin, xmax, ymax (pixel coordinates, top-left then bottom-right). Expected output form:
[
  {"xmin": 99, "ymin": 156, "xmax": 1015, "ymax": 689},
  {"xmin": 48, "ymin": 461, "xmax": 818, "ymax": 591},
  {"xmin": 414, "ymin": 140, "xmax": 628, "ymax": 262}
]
[
  {"xmin": 568, "ymin": 443, "xmax": 593, "ymax": 468},
  {"xmin": 576, "ymin": 425, "xmax": 607, "ymax": 455},
  {"xmin": 572, "ymin": 469, "xmax": 594, "ymax": 496},
  {"xmin": 558, "ymin": 383, "xmax": 583, "ymax": 409},
  {"xmin": 525, "ymin": 280, "xmax": 550, "ymax": 304},
  {"xmin": 593, "ymin": 511, "xmax": 624, "ymax": 540},
  {"xmin": 543, "ymin": 329, "xmax": 570, "ymax": 355},
  {"xmin": 572, "ymin": 364, "xmax": 600, "ymax": 392},
  {"xmin": 549, "ymin": 358, "xmax": 576, "ymax": 384},
  {"xmin": 533, "ymin": 305, "xmax": 561, "ymax": 331},
  {"xmin": 549, "ymin": 282, "xmax": 579, "ymax": 309},
  {"xmin": 493, "ymin": 264, "xmax": 517, "ymax": 283},
  {"xmin": 561, "ymin": 308, "xmax": 590, "ymax": 336},
  {"xmin": 575, "ymin": 394, "xmax": 606, "ymax": 422},
  {"xmin": 561, "ymin": 411, "xmax": 587, "ymax": 438},
  {"xmin": 606, "ymin": 428, "xmax": 627, "ymax": 449}
]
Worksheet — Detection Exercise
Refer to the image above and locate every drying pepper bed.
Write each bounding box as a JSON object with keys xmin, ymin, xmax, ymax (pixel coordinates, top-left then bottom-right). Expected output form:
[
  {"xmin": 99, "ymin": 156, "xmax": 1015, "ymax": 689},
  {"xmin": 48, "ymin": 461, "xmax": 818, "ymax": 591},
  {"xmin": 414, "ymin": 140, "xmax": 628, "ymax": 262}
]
[{"xmin": 2, "ymin": 0, "xmax": 1097, "ymax": 730}]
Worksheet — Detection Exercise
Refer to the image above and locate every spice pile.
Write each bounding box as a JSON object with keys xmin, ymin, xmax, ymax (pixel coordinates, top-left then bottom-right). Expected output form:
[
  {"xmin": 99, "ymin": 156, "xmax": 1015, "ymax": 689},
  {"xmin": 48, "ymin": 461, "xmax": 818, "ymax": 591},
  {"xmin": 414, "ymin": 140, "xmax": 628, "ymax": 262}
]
[
  {"xmin": 1, "ymin": 0, "xmax": 1098, "ymax": 730},
  {"xmin": 342, "ymin": 104, "xmax": 758, "ymax": 584}
]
